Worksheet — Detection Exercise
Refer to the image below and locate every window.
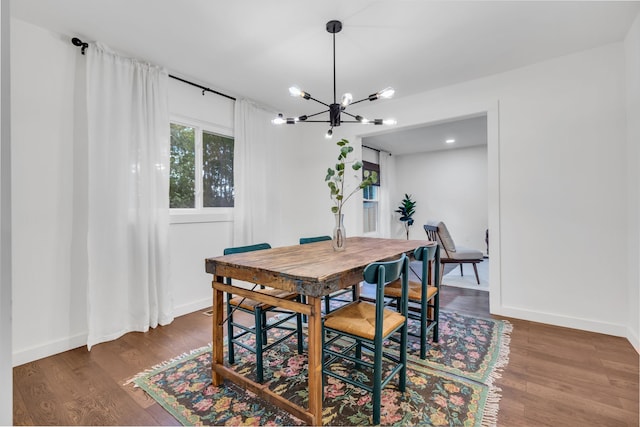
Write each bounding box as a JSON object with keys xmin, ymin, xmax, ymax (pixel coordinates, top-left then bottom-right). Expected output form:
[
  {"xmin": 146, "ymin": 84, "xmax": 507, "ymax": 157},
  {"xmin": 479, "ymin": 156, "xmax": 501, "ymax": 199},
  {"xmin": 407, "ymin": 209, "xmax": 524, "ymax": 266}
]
[
  {"xmin": 170, "ymin": 121, "xmax": 234, "ymax": 212},
  {"xmin": 362, "ymin": 161, "xmax": 380, "ymax": 234},
  {"xmin": 363, "ymin": 185, "xmax": 379, "ymax": 233}
]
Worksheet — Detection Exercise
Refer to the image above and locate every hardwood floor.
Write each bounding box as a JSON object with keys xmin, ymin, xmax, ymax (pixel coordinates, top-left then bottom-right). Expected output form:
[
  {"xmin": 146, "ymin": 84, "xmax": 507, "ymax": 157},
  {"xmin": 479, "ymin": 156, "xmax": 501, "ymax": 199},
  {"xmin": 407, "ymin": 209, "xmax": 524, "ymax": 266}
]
[{"xmin": 13, "ymin": 285, "xmax": 639, "ymax": 426}]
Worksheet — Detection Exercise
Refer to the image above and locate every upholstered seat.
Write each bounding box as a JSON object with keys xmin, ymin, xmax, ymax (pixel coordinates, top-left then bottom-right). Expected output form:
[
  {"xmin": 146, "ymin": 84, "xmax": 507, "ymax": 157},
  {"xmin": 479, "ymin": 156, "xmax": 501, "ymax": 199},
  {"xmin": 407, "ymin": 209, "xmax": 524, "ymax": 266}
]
[{"xmin": 424, "ymin": 220, "xmax": 484, "ymax": 284}]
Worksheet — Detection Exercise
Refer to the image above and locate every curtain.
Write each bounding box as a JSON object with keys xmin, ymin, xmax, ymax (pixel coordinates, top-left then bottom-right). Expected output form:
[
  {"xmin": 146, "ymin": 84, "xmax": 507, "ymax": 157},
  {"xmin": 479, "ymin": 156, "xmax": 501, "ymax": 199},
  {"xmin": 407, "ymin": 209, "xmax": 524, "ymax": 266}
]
[
  {"xmin": 233, "ymin": 99, "xmax": 274, "ymax": 246},
  {"xmin": 379, "ymin": 150, "xmax": 394, "ymax": 238},
  {"xmin": 85, "ymin": 43, "xmax": 173, "ymax": 349}
]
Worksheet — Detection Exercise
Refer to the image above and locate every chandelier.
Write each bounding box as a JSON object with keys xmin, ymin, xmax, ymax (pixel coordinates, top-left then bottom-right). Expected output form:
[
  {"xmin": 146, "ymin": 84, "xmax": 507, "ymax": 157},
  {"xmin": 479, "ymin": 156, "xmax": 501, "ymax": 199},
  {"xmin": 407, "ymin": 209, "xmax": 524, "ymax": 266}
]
[{"xmin": 272, "ymin": 20, "xmax": 396, "ymax": 138}]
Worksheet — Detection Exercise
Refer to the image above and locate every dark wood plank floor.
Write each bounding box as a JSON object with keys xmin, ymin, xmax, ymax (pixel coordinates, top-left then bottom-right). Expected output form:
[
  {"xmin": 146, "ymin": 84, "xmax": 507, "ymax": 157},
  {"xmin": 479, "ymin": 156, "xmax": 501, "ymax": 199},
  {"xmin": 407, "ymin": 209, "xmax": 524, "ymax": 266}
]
[{"xmin": 13, "ymin": 285, "xmax": 639, "ymax": 426}]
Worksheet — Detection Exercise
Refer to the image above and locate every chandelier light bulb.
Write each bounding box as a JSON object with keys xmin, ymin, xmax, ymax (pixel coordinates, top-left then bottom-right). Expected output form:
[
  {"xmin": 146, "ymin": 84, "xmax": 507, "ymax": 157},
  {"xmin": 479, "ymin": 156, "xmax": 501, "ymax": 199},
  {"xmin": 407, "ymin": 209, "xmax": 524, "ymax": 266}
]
[
  {"xmin": 341, "ymin": 93, "xmax": 353, "ymax": 107},
  {"xmin": 325, "ymin": 129, "xmax": 333, "ymax": 139},
  {"xmin": 382, "ymin": 118, "xmax": 397, "ymax": 125},
  {"xmin": 378, "ymin": 87, "xmax": 395, "ymax": 99},
  {"xmin": 272, "ymin": 113, "xmax": 285, "ymax": 125},
  {"xmin": 289, "ymin": 86, "xmax": 302, "ymax": 97}
]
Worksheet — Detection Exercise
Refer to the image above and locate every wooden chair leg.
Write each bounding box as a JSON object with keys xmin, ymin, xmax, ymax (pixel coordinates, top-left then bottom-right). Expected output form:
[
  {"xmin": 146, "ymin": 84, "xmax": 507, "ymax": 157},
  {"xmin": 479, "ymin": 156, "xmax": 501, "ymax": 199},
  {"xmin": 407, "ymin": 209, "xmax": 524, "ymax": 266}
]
[{"xmin": 473, "ymin": 262, "xmax": 480, "ymax": 284}]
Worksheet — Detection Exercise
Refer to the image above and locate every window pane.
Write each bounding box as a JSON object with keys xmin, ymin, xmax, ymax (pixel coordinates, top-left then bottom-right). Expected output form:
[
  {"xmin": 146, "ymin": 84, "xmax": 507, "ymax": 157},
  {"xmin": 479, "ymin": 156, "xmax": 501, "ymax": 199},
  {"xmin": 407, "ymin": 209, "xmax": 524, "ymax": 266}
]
[
  {"xmin": 364, "ymin": 201, "xmax": 378, "ymax": 233},
  {"xmin": 363, "ymin": 185, "xmax": 378, "ymax": 200},
  {"xmin": 170, "ymin": 124, "xmax": 195, "ymax": 208},
  {"xmin": 203, "ymin": 132, "xmax": 234, "ymax": 207}
]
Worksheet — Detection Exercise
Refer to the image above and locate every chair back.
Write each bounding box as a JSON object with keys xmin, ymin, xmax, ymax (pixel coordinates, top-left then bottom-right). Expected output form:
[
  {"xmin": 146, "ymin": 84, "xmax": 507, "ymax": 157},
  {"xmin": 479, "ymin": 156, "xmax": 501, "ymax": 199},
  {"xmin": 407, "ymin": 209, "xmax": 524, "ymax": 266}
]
[
  {"xmin": 223, "ymin": 243, "xmax": 271, "ymax": 285},
  {"xmin": 224, "ymin": 242, "xmax": 271, "ymax": 255},
  {"xmin": 414, "ymin": 244, "xmax": 441, "ymax": 288},
  {"xmin": 299, "ymin": 235, "xmax": 331, "ymax": 245},
  {"xmin": 364, "ymin": 253, "xmax": 410, "ymax": 329},
  {"xmin": 424, "ymin": 221, "xmax": 456, "ymax": 257}
]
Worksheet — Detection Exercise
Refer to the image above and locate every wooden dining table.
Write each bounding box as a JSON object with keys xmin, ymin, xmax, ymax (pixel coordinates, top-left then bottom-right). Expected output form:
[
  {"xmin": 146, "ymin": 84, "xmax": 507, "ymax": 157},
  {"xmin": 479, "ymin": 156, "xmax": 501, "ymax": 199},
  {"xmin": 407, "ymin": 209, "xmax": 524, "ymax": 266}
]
[{"xmin": 204, "ymin": 236, "xmax": 432, "ymax": 425}]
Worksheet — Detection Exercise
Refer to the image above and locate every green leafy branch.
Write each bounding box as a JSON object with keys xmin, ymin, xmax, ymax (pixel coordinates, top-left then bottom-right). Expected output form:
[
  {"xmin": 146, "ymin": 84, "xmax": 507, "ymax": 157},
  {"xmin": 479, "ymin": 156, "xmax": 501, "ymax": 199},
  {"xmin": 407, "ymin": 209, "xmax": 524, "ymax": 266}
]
[{"xmin": 325, "ymin": 138, "xmax": 378, "ymax": 217}]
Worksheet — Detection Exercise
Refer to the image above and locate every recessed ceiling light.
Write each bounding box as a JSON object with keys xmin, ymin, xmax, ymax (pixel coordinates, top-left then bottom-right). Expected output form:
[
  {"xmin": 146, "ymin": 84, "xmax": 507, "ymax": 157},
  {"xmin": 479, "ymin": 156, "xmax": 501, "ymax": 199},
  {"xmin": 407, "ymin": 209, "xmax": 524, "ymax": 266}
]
[{"xmin": 446, "ymin": 139, "xmax": 455, "ymax": 144}]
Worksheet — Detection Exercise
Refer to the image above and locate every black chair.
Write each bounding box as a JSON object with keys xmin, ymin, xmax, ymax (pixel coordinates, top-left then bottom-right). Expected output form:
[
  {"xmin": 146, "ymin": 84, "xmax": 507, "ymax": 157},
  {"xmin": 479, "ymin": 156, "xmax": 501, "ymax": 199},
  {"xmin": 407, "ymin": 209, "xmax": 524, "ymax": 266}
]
[
  {"xmin": 299, "ymin": 235, "xmax": 358, "ymax": 314},
  {"xmin": 384, "ymin": 244, "xmax": 440, "ymax": 359},
  {"xmin": 322, "ymin": 253, "xmax": 409, "ymax": 425},
  {"xmin": 224, "ymin": 243, "xmax": 304, "ymax": 383}
]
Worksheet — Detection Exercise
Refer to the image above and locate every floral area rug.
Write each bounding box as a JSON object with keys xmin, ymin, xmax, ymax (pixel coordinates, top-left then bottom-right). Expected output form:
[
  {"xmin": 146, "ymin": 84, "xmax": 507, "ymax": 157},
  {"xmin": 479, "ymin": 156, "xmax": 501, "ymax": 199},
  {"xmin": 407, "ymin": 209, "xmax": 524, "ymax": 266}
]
[{"xmin": 127, "ymin": 311, "xmax": 511, "ymax": 426}]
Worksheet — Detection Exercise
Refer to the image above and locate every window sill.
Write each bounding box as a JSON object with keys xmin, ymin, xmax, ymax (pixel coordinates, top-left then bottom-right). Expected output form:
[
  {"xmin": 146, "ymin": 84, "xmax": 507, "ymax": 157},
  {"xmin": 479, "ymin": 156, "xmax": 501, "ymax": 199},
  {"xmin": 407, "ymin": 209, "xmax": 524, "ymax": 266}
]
[{"xmin": 170, "ymin": 210, "xmax": 233, "ymax": 224}]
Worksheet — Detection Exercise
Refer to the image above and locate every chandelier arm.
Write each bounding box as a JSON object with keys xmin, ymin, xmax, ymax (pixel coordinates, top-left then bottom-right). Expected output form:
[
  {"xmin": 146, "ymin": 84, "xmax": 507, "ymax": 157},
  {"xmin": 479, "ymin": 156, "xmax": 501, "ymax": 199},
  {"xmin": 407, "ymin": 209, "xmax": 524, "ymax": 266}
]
[
  {"xmin": 305, "ymin": 109, "xmax": 330, "ymax": 119},
  {"xmin": 340, "ymin": 120, "xmax": 372, "ymax": 123},
  {"xmin": 341, "ymin": 110, "xmax": 359, "ymax": 119},
  {"xmin": 298, "ymin": 120, "xmax": 332, "ymax": 123},
  {"xmin": 306, "ymin": 96, "xmax": 331, "ymax": 108},
  {"xmin": 349, "ymin": 97, "xmax": 371, "ymax": 106}
]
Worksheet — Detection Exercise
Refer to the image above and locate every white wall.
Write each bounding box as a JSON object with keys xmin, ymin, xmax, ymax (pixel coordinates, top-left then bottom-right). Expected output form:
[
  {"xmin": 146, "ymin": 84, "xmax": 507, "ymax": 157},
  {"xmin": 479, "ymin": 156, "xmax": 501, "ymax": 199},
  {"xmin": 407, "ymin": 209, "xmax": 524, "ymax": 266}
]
[
  {"xmin": 0, "ymin": 1, "xmax": 13, "ymax": 424},
  {"xmin": 167, "ymin": 80, "xmax": 235, "ymax": 317},
  {"xmin": 9, "ymin": 18, "xmax": 305, "ymax": 365},
  {"xmin": 282, "ymin": 41, "xmax": 632, "ymax": 340},
  {"xmin": 625, "ymin": 14, "xmax": 640, "ymax": 350},
  {"xmin": 393, "ymin": 145, "xmax": 488, "ymax": 252},
  {"xmin": 11, "ymin": 19, "xmax": 87, "ymax": 365},
  {"xmin": 9, "ymin": 15, "xmax": 638, "ymax": 367}
]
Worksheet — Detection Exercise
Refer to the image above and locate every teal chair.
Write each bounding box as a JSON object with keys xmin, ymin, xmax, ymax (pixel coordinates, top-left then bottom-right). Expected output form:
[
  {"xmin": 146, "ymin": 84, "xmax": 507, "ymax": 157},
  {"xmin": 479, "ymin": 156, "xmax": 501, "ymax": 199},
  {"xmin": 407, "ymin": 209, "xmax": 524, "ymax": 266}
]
[
  {"xmin": 299, "ymin": 235, "xmax": 357, "ymax": 314},
  {"xmin": 384, "ymin": 244, "xmax": 440, "ymax": 359},
  {"xmin": 322, "ymin": 253, "xmax": 409, "ymax": 425},
  {"xmin": 224, "ymin": 243, "xmax": 304, "ymax": 383}
]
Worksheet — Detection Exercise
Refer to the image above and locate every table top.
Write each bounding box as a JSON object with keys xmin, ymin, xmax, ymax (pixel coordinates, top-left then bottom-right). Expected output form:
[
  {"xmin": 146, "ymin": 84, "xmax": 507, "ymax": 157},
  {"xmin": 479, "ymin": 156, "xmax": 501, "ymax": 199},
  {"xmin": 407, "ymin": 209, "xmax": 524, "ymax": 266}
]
[{"xmin": 205, "ymin": 236, "xmax": 433, "ymax": 297}]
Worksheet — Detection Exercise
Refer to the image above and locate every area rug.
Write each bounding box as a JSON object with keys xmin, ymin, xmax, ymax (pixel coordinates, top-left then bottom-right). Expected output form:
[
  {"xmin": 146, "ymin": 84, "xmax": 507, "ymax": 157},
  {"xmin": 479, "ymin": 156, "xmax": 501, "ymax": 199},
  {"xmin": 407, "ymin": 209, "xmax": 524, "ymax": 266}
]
[{"xmin": 127, "ymin": 311, "xmax": 511, "ymax": 426}]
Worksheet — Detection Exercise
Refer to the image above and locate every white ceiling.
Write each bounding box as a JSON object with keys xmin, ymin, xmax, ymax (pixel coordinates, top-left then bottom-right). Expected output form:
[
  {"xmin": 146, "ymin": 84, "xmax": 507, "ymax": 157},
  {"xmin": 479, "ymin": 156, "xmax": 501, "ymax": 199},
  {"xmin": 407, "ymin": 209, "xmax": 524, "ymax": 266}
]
[
  {"xmin": 363, "ymin": 114, "xmax": 487, "ymax": 156},
  {"xmin": 11, "ymin": 0, "xmax": 640, "ymax": 153}
]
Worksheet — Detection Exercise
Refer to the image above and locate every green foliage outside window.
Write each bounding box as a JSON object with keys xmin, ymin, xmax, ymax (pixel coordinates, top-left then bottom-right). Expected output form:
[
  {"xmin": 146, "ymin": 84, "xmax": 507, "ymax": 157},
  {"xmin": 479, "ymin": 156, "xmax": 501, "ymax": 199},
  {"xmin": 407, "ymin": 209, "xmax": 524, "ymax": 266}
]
[
  {"xmin": 203, "ymin": 132, "xmax": 234, "ymax": 207},
  {"xmin": 170, "ymin": 123, "xmax": 234, "ymax": 209},
  {"xmin": 170, "ymin": 124, "xmax": 195, "ymax": 208}
]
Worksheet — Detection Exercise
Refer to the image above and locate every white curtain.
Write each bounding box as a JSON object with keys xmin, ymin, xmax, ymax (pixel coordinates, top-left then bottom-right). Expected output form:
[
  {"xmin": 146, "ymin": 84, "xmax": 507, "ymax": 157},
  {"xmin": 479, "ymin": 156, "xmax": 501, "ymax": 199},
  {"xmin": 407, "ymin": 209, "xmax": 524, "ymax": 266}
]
[
  {"xmin": 233, "ymin": 99, "xmax": 274, "ymax": 246},
  {"xmin": 379, "ymin": 150, "xmax": 395, "ymax": 238},
  {"xmin": 85, "ymin": 43, "xmax": 173, "ymax": 349}
]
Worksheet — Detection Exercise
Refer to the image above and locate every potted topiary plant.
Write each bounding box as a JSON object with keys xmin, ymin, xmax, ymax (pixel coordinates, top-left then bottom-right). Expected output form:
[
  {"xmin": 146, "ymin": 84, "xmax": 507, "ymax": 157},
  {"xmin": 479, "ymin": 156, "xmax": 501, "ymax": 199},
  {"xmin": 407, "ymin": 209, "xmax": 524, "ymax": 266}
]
[
  {"xmin": 325, "ymin": 138, "xmax": 378, "ymax": 251},
  {"xmin": 395, "ymin": 194, "xmax": 416, "ymax": 240}
]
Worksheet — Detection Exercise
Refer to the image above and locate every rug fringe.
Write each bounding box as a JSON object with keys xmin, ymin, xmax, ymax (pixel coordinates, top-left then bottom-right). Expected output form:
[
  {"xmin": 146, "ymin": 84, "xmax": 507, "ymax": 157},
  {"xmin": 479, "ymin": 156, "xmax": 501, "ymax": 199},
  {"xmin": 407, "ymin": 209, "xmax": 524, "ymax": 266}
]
[
  {"xmin": 481, "ymin": 319, "xmax": 513, "ymax": 427},
  {"xmin": 123, "ymin": 344, "xmax": 212, "ymax": 386}
]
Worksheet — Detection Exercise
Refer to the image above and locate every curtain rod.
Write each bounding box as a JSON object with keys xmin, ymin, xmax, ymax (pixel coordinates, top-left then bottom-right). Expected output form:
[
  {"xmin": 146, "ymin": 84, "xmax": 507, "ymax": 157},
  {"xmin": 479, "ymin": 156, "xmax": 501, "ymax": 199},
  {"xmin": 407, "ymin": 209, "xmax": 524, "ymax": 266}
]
[
  {"xmin": 71, "ymin": 37, "xmax": 236, "ymax": 102},
  {"xmin": 363, "ymin": 144, "xmax": 392, "ymax": 156}
]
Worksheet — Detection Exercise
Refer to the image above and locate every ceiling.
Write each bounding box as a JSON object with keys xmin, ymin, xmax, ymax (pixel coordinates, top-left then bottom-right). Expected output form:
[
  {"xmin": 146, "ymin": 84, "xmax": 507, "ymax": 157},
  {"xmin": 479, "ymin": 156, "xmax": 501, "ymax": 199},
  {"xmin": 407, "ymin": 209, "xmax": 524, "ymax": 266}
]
[
  {"xmin": 11, "ymin": 0, "xmax": 640, "ymax": 153},
  {"xmin": 363, "ymin": 114, "xmax": 487, "ymax": 156}
]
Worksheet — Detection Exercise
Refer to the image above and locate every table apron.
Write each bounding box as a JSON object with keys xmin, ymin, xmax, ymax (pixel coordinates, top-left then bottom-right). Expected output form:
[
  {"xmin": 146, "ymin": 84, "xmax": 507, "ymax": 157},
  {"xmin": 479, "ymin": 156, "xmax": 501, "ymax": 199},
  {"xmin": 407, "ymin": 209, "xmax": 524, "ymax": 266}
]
[
  {"xmin": 212, "ymin": 279, "xmax": 313, "ymax": 316},
  {"xmin": 211, "ymin": 265, "xmax": 365, "ymax": 298}
]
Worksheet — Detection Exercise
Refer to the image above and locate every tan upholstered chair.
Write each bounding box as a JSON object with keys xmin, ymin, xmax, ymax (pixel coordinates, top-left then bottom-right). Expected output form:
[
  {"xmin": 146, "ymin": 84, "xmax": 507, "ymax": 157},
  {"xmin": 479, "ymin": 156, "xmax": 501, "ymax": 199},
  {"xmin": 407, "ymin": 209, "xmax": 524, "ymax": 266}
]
[{"xmin": 424, "ymin": 220, "xmax": 484, "ymax": 285}]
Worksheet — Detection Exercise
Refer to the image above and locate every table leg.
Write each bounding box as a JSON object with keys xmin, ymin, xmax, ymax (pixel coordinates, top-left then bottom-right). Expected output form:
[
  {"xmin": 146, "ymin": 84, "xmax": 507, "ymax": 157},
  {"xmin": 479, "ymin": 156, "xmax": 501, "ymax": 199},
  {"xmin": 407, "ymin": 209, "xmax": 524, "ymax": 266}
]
[
  {"xmin": 212, "ymin": 276, "xmax": 224, "ymax": 386},
  {"xmin": 307, "ymin": 296, "xmax": 323, "ymax": 426}
]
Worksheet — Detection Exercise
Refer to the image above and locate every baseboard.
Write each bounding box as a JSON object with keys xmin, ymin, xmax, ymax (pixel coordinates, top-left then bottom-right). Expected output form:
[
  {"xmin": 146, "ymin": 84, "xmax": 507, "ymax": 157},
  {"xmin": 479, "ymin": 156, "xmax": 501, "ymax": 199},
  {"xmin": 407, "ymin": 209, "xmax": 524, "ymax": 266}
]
[
  {"xmin": 627, "ymin": 327, "xmax": 640, "ymax": 353},
  {"xmin": 492, "ymin": 305, "xmax": 630, "ymax": 339},
  {"xmin": 13, "ymin": 332, "xmax": 88, "ymax": 367},
  {"xmin": 173, "ymin": 297, "xmax": 212, "ymax": 318},
  {"xmin": 13, "ymin": 298, "xmax": 213, "ymax": 367}
]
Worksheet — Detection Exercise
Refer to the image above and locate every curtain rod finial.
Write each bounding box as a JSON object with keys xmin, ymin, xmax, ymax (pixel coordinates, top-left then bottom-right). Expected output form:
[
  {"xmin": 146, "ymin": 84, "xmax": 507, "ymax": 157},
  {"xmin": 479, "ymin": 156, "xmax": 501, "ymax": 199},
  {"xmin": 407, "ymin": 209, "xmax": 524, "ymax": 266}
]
[{"xmin": 71, "ymin": 37, "xmax": 88, "ymax": 55}]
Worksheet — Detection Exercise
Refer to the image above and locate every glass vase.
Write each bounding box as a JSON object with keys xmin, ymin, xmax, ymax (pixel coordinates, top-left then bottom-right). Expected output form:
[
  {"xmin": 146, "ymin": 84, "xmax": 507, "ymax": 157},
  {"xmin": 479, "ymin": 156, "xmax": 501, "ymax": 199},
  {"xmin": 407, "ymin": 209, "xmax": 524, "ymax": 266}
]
[{"xmin": 332, "ymin": 213, "xmax": 346, "ymax": 251}]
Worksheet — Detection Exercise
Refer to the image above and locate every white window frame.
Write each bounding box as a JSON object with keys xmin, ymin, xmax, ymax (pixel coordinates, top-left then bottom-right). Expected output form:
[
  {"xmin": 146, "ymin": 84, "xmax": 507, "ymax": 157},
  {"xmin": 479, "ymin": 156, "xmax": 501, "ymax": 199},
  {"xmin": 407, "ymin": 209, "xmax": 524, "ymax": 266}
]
[
  {"xmin": 363, "ymin": 184, "xmax": 379, "ymax": 236},
  {"xmin": 169, "ymin": 115, "xmax": 234, "ymax": 224}
]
